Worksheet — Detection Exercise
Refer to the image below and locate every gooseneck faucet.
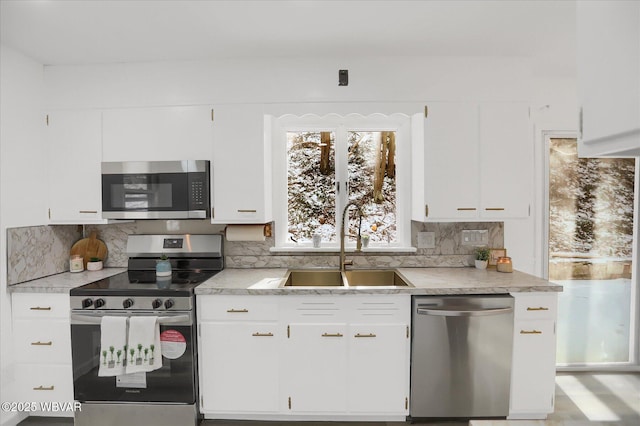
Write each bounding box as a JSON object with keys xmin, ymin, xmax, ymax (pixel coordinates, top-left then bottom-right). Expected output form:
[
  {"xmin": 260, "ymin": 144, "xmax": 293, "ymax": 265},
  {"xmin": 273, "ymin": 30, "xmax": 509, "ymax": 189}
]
[{"xmin": 340, "ymin": 201, "xmax": 364, "ymax": 271}]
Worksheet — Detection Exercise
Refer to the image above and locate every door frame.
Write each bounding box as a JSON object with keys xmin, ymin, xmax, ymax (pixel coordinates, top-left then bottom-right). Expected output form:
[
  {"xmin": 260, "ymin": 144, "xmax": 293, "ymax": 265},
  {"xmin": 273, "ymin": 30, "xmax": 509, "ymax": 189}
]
[{"xmin": 542, "ymin": 131, "xmax": 640, "ymax": 370}]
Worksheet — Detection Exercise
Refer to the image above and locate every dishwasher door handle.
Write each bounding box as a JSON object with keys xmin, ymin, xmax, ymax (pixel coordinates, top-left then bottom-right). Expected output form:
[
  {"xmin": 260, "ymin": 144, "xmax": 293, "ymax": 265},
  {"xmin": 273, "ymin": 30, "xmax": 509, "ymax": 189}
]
[{"xmin": 416, "ymin": 306, "xmax": 513, "ymax": 317}]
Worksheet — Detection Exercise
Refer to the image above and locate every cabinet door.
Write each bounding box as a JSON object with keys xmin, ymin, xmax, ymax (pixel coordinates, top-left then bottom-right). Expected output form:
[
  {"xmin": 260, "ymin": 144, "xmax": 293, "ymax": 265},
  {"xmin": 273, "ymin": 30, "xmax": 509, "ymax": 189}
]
[
  {"xmin": 283, "ymin": 323, "xmax": 347, "ymax": 413},
  {"xmin": 47, "ymin": 110, "xmax": 104, "ymax": 223},
  {"xmin": 510, "ymin": 319, "xmax": 556, "ymax": 415},
  {"xmin": 348, "ymin": 324, "xmax": 409, "ymax": 414},
  {"xmin": 577, "ymin": 1, "xmax": 640, "ymax": 156},
  {"xmin": 102, "ymin": 105, "xmax": 213, "ymax": 161},
  {"xmin": 199, "ymin": 322, "xmax": 279, "ymax": 413},
  {"xmin": 479, "ymin": 103, "xmax": 531, "ymax": 219},
  {"xmin": 422, "ymin": 102, "xmax": 479, "ymax": 220},
  {"xmin": 211, "ymin": 104, "xmax": 272, "ymax": 223}
]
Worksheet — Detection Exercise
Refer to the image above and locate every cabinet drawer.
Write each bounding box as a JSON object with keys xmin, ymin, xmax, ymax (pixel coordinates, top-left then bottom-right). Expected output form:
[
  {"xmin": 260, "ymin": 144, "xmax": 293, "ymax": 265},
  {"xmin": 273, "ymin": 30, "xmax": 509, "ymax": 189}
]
[
  {"xmin": 198, "ymin": 295, "xmax": 279, "ymax": 321},
  {"xmin": 13, "ymin": 319, "xmax": 71, "ymax": 364},
  {"xmin": 14, "ymin": 364, "xmax": 73, "ymax": 404},
  {"xmin": 281, "ymin": 297, "xmax": 346, "ymax": 321},
  {"xmin": 12, "ymin": 293, "xmax": 70, "ymax": 320},
  {"xmin": 513, "ymin": 293, "xmax": 557, "ymax": 320},
  {"xmin": 347, "ymin": 295, "xmax": 411, "ymax": 323}
]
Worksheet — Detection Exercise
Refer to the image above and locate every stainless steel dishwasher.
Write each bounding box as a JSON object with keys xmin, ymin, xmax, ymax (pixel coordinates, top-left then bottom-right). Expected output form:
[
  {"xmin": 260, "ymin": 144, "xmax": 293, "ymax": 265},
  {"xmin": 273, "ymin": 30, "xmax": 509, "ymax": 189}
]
[{"xmin": 410, "ymin": 295, "xmax": 514, "ymax": 418}]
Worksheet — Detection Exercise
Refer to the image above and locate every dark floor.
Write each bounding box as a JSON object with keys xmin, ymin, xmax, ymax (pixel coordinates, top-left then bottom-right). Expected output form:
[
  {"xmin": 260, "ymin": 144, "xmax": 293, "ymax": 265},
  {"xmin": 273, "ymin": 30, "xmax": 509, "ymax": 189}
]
[{"xmin": 16, "ymin": 373, "xmax": 640, "ymax": 426}]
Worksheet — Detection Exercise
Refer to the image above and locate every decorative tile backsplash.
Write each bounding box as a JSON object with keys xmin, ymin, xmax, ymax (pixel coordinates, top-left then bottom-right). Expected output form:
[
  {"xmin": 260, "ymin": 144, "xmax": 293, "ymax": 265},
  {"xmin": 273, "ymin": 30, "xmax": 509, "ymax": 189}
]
[
  {"xmin": 7, "ymin": 225, "xmax": 81, "ymax": 285},
  {"xmin": 225, "ymin": 221, "xmax": 504, "ymax": 268},
  {"xmin": 6, "ymin": 220, "xmax": 503, "ymax": 285}
]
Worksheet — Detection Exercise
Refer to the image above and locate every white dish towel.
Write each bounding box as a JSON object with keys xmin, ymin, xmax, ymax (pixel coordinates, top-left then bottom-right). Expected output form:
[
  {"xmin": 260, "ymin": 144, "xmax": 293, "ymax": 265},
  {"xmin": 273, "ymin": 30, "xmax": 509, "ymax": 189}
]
[
  {"xmin": 125, "ymin": 316, "xmax": 162, "ymax": 374},
  {"xmin": 98, "ymin": 316, "xmax": 128, "ymax": 377}
]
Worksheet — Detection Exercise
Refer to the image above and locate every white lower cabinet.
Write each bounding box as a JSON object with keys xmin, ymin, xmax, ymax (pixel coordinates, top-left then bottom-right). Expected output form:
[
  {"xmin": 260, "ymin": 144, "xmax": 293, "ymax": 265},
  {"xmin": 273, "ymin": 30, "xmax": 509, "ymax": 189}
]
[
  {"xmin": 197, "ymin": 294, "xmax": 410, "ymax": 420},
  {"xmin": 347, "ymin": 323, "xmax": 409, "ymax": 413},
  {"xmin": 508, "ymin": 292, "xmax": 558, "ymax": 419},
  {"xmin": 199, "ymin": 322, "xmax": 279, "ymax": 413},
  {"xmin": 284, "ymin": 323, "xmax": 348, "ymax": 413},
  {"xmin": 11, "ymin": 293, "xmax": 74, "ymax": 418}
]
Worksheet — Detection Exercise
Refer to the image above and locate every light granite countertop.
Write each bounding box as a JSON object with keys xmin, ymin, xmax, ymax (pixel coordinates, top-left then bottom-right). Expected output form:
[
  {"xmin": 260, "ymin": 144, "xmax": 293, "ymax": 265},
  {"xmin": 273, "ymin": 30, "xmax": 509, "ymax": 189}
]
[
  {"xmin": 6, "ymin": 267, "xmax": 562, "ymax": 295},
  {"xmin": 195, "ymin": 267, "xmax": 562, "ymax": 295},
  {"xmin": 7, "ymin": 268, "xmax": 126, "ymax": 293}
]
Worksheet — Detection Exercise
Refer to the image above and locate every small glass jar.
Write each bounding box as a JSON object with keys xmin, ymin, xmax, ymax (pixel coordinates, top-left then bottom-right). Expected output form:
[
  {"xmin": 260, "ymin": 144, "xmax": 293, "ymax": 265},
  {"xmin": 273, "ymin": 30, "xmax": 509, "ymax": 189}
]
[
  {"xmin": 496, "ymin": 256, "xmax": 513, "ymax": 273},
  {"xmin": 156, "ymin": 258, "xmax": 172, "ymax": 277},
  {"xmin": 70, "ymin": 255, "xmax": 84, "ymax": 273}
]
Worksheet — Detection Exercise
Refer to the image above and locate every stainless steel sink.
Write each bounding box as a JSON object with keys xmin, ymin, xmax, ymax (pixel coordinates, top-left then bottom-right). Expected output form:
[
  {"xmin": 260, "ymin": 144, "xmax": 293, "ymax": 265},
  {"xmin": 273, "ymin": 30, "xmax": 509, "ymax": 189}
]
[
  {"xmin": 279, "ymin": 269, "xmax": 345, "ymax": 287},
  {"xmin": 343, "ymin": 269, "xmax": 413, "ymax": 287}
]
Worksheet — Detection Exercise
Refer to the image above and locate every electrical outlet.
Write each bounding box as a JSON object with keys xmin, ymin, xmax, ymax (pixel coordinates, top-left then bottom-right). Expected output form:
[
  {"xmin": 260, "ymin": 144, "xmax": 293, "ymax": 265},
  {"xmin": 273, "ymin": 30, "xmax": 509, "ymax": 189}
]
[
  {"xmin": 461, "ymin": 230, "xmax": 488, "ymax": 246},
  {"xmin": 417, "ymin": 232, "xmax": 435, "ymax": 249}
]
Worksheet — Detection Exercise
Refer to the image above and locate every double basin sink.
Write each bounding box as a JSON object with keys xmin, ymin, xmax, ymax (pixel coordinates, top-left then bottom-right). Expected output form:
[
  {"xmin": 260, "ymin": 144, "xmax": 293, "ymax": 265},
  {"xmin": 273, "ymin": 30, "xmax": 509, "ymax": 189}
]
[{"xmin": 280, "ymin": 269, "xmax": 414, "ymax": 289}]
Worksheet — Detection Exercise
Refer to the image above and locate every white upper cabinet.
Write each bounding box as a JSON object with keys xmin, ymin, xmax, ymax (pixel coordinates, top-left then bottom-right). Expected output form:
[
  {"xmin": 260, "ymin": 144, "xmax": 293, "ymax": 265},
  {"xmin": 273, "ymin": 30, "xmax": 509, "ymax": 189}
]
[
  {"xmin": 417, "ymin": 102, "xmax": 480, "ymax": 220},
  {"xmin": 211, "ymin": 104, "xmax": 272, "ymax": 224},
  {"xmin": 577, "ymin": 1, "xmax": 640, "ymax": 157},
  {"xmin": 479, "ymin": 103, "xmax": 532, "ymax": 219},
  {"xmin": 412, "ymin": 102, "xmax": 531, "ymax": 221},
  {"xmin": 47, "ymin": 110, "xmax": 105, "ymax": 223},
  {"xmin": 102, "ymin": 105, "xmax": 214, "ymax": 161}
]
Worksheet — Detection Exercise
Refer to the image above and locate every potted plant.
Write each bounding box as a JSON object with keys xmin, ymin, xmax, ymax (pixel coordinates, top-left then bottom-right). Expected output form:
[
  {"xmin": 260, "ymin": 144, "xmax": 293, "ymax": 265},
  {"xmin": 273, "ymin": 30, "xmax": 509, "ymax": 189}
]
[
  {"xmin": 87, "ymin": 257, "xmax": 103, "ymax": 271},
  {"xmin": 474, "ymin": 247, "xmax": 490, "ymax": 270}
]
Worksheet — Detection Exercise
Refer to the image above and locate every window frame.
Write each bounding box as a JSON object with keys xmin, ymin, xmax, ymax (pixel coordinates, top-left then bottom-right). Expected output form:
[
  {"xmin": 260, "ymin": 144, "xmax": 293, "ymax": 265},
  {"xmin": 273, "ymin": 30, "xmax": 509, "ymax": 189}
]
[{"xmin": 271, "ymin": 113, "xmax": 412, "ymax": 251}]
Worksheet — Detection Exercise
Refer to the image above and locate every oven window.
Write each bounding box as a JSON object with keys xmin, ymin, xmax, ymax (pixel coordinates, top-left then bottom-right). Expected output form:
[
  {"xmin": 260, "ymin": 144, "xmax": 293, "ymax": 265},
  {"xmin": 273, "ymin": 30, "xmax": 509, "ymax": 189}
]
[{"xmin": 71, "ymin": 322, "xmax": 197, "ymax": 403}]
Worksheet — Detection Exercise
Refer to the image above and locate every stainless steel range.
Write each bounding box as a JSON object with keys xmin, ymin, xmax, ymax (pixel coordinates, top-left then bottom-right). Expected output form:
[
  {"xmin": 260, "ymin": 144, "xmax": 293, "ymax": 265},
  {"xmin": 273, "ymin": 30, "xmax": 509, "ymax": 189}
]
[{"xmin": 70, "ymin": 234, "xmax": 222, "ymax": 426}]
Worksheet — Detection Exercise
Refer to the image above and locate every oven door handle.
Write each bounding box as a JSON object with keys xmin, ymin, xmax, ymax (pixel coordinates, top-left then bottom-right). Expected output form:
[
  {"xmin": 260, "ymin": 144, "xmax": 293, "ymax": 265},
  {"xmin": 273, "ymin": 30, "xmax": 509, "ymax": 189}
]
[{"xmin": 70, "ymin": 314, "xmax": 191, "ymax": 325}]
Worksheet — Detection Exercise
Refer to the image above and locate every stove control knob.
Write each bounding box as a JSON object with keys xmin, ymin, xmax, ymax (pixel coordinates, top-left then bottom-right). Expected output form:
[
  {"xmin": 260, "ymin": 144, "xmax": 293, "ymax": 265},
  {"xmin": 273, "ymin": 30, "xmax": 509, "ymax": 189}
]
[
  {"xmin": 123, "ymin": 298, "xmax": 134, "ymax": 309},
  {"xmin": 151, "ymin": 299, "xmax": 163, "ymax": 309},
  {"xmin": 94, "ymin": 298, "xmax": 106, "ymax": 309},
  {"xmin": 164, "ymin": 299, "xmax": 174, "ymax": 309},
  {"xmin": 82, "ymin": 298, "xmax": 94, "ymax": 309}
]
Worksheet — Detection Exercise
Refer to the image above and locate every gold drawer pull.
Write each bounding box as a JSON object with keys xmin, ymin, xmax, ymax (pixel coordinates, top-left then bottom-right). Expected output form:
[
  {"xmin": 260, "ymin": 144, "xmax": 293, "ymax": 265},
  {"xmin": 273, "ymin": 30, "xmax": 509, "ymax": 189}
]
[
  {"xmin": 226, "ymin": 309, "xmax": 248, "ymax": 313},
  {"xmin": 33, "ymin": 385, "xmax": 54, "ymax": 391},
  {"xmin": 79, "ymin": 210, "xmax": 98, "ymax": 214},
  {"xmin": 30, "ymin": 306, "xmax": 52, "ymax": 311},
  {"xmin": 520, "ymin": 330, "xmax": 542, "ymax": 334},
  {"xmin": 527, "ymin": 307, "xmax": 549, "ymax": 311},
  {"xmin": 252, "ymin": 332, "xmax": 274, "ymax": 337},
  {"xmin": 457, "ymin": 207, "xmax": 477, "ymax": 211},
  {"xmin": 31, "ymin": 341, "xmax": 53, "ymax": 346},
  {"xmin": 321, "ymin": 333, "xmax": 343, "ymax": 337},
  {"xmin": 237, "ymin": 209, "xmax": 257, "ymax": 213},
  {"xmin": 485, "ymin": 207, "xmax": 505, "ymax": 211},
  {"xmin": 354, "ymin": 333, "xmax": 377, "ymax": 338}
]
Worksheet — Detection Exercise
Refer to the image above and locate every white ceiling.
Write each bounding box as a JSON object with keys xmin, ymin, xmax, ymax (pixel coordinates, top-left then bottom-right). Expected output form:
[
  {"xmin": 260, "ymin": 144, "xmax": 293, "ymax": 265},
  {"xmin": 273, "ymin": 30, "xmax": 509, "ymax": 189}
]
[{"xmin": 0, "ymin": 0, "xmax": 576, "ymax": 71}]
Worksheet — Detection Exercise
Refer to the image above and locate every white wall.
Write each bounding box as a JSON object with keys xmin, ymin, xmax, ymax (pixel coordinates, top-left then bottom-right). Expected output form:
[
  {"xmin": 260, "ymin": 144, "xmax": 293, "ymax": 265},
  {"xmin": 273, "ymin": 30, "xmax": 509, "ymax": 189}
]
[
  {"xmin": 44, "ymin": 56, "xmax": 534, "ymax": 107},
  {"xmin": 0, "ymin": 45, "xmax": 46, "ymax": 426},
  {"xmin": 43, "ymin": 56, "xmax": 577, "ymax": 277}
]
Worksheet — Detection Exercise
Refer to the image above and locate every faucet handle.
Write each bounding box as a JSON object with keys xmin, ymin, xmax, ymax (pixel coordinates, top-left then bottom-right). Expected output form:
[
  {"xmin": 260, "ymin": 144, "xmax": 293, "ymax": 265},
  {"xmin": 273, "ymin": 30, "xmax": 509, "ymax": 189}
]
[{"xmin": 343, "ymin": 259, "xmax": 354, "ymax": 267}]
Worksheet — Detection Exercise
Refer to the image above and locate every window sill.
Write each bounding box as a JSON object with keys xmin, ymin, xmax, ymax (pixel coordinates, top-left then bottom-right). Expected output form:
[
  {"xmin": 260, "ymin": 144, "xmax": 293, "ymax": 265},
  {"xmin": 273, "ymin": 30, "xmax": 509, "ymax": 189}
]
[{"xmin": 269, "ymin": 246, "xmax": 417, "ymax": 254}]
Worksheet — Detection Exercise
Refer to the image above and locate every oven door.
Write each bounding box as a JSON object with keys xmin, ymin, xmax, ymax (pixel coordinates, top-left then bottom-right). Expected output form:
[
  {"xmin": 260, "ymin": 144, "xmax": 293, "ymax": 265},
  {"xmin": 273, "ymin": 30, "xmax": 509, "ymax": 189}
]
[{"xmin": 70, "ymin": 311, "xmax": 197, "ymax": 404}]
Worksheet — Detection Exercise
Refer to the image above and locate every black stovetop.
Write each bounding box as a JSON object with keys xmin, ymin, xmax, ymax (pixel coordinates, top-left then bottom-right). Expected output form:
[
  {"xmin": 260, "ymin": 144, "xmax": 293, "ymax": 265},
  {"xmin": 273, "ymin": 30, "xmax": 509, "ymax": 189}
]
[{"xmin": 69, "ymin": 269, "xmax": 219, "ymax": 297}]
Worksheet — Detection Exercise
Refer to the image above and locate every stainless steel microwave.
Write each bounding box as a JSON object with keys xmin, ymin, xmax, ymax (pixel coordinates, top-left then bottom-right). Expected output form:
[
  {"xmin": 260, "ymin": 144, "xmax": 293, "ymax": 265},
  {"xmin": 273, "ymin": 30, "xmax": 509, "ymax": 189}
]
[{"xmin": 101, "ymin": 160, "xmax": 210, "ymax": 219}]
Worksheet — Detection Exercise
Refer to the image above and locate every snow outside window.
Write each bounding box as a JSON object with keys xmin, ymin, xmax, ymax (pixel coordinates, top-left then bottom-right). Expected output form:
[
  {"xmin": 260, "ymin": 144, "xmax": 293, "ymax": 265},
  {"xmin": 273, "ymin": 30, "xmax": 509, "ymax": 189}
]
[{"xmin": 271, "ymin": 114, "xmax": 411, "ymax": 250}]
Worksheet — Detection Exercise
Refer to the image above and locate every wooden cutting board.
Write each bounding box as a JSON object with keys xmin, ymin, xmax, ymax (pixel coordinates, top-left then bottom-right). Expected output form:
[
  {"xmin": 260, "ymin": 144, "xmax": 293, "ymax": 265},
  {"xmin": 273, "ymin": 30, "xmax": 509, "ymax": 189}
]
[{"xmin": 70, "ymin": 231, "xmax": 108, "ymax": 268}]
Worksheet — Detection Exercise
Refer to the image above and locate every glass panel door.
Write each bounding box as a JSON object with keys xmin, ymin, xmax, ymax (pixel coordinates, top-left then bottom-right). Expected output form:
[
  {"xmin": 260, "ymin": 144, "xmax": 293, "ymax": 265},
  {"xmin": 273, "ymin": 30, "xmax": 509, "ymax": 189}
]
[{"xmin": 548, "ymin": 137, "xmax": 637, "ymax": 365}]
